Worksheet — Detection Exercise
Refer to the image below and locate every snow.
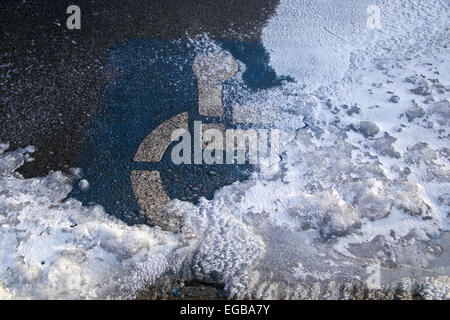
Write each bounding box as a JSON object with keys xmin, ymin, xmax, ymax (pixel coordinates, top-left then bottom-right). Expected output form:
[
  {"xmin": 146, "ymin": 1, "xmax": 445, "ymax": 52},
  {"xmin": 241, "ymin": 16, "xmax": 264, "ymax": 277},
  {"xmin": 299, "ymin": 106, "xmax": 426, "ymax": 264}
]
[
  {"xmin": 1, "ymin": 0, "xmax": 449, "ymax": 299},
  {"xmin": 262, "ymin": 0, "xmax": 373, "ymax": 91},
  {"xmin": 0, "ymin": 146, "xmax": 188, "ymax": 299}
]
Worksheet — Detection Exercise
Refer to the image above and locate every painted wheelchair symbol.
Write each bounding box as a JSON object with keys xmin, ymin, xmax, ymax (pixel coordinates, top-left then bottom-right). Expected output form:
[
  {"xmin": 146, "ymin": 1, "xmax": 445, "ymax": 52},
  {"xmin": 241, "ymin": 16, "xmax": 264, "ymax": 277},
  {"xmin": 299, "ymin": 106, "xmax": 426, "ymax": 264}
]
[
  {"xmin": 132, "ymin": 51, "xmax": 279, "ymax": 226},
  {"xmin": 73, "ymin": 39, "xmax": 289, "ymax": 227}
]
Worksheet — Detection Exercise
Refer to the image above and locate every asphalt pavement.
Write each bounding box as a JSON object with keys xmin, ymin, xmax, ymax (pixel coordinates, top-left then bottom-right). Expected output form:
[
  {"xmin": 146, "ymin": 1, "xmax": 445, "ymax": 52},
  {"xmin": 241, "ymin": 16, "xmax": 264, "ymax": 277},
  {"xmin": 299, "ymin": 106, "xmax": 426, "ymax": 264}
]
[{"xmin": 0, "ymin": 0, "xmax": 279, "ymax": 177}]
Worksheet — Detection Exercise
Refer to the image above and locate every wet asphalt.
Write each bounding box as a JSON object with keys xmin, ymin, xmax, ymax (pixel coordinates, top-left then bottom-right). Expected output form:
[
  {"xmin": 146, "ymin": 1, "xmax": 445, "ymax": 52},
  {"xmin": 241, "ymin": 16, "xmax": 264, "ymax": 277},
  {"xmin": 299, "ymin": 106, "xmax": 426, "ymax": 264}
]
[{"xmin": 0, "ymin": 0, "xmax": 279, "ymax": 177}]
